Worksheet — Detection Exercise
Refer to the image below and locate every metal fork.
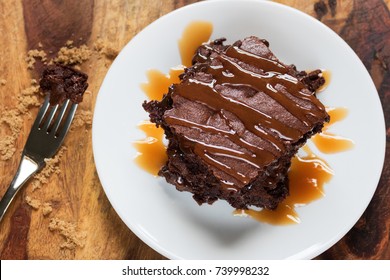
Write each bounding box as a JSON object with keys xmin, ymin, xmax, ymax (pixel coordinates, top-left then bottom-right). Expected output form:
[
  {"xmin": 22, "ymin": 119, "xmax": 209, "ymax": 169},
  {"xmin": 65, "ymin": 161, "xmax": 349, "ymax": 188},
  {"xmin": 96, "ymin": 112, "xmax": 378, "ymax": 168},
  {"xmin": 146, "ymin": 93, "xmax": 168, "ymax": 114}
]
[{"xmin": 0, "ymin": 95, "xmax": 78, "ymax": 221}]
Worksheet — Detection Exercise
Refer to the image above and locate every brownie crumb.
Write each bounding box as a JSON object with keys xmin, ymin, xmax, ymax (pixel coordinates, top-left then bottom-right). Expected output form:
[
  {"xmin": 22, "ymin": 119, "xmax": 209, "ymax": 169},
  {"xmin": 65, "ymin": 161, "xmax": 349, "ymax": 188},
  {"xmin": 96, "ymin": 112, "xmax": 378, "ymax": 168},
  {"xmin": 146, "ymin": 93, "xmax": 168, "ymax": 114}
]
[
  {"xmin": 300, "ymin": 70, "xmax": 326, "ymax": 92},
  {"xmin": 39, "ymin": 64, "xmax": 88, "ymax": 105},
  {"xmin": 49, "ymin": 218, "xmax": 87, "ymax": 249}
]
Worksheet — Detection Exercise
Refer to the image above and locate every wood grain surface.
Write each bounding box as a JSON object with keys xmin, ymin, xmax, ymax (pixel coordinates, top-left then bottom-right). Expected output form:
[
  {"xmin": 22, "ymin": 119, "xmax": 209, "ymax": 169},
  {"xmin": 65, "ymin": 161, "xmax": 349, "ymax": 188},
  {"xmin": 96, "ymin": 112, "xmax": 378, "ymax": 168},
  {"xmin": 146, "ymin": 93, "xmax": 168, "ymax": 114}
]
[{"xmin": 0, "ymin": 0, "xmax": 389, "ymax": 260}]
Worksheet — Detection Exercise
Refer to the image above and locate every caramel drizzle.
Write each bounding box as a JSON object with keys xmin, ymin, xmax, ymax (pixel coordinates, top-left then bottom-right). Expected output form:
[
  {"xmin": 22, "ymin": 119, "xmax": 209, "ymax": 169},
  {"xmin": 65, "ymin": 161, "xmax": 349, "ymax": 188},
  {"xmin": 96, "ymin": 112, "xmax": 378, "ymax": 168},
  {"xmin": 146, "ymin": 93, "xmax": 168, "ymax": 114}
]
[
  {"xmin": 174, "ymin": 82, "xmax": 285, "ymax": 150},
  {"xmin": 220, "ymin": 47, "xmax": 326, "ymax": 122},
  {"xmin": 165, "ymin": 115, "xmax": 274, "ymax": 159},
  {"xmin": 166, "ymin": 45, "xmax": 328, "ymax": 185}
]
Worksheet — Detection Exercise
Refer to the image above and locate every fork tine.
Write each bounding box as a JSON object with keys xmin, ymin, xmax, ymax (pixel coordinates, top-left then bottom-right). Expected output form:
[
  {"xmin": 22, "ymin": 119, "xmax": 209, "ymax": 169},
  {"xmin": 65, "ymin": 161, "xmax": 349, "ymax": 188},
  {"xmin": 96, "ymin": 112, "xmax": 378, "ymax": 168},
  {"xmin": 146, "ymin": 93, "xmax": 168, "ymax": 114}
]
[
  {"xmin": 49, "ymin": 99, "xmax": 70, "ymax": 136},
  {"xmin": 41, "ymin": 103, "xmax": 59, "ymax": 131},
  {"xmin": 31, "ymin": 95, "xmax": 50, "ymax": 130},
  {"xmin": 57, "ymin": 102, "xmax": 78, "ymax": 139}
]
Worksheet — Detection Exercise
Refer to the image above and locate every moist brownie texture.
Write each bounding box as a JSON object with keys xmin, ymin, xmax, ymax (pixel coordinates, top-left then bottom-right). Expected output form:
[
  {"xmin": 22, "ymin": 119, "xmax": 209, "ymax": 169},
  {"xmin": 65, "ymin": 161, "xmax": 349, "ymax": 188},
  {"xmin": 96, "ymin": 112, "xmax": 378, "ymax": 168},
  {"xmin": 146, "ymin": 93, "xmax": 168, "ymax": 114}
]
[
  {"xmin": 40, "ymin": 64, "xmax": 88, "ymax": 105},
  {"xmin": 143, "ymin": 36, "xmax": 329, "ymax": 210}
]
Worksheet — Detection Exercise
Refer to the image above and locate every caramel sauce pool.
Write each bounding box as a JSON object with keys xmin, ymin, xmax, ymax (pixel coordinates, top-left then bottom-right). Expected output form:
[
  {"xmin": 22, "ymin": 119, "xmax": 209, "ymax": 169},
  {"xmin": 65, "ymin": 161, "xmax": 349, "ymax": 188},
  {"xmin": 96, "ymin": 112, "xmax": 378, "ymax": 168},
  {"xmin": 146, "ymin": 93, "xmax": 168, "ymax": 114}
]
[
  {"xmin": 234, "ymin": 146, "xmax": 333, "ymax": 224},
  {"xmin": 312, "ymin": 107, "xmax": 354, "ymax": 153},
  {"xmin": 135, "ymin": 21, "xmax": 353, "ymax": 225},
  {"xmin": 135, "ymin": 21, "xmax": 213, "ymax": 175},
  {"xmin": 134, "ymin": 121, "xmax": 167, "ymax": 176},
  {"xmin": 178, "ymin": 21, "xmax": 213, "ymax": 67},
  {"xmin": 140, "ymin": 67, "xmax": 184, "ymax": 101}
]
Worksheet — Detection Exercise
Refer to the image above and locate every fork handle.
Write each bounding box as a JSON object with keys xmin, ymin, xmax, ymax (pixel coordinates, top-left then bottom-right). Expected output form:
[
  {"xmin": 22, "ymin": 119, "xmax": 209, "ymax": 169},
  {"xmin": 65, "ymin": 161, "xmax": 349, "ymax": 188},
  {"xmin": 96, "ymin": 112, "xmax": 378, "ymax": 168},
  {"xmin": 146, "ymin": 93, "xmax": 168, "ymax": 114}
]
[{"xmin": 0, "ymin": 154, "xmax": 41, "ymax": 222}]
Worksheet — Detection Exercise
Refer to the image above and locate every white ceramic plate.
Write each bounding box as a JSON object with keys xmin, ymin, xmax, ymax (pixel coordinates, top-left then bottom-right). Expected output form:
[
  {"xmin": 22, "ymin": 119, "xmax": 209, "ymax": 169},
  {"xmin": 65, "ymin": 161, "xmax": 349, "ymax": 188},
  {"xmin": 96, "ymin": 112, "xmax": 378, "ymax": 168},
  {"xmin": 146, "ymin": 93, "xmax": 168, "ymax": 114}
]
[{"xmin": 92, "ymin": 0, "xmax": 386, "ymax": 259}]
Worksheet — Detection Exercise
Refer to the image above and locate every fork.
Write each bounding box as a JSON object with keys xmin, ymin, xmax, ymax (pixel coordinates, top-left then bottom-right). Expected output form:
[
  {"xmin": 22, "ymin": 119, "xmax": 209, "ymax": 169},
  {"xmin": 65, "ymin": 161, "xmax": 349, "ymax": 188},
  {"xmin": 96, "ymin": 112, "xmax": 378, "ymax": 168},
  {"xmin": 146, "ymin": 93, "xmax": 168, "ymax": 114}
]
[{"xmin": 0, "ymin": 95, "xmax": 78, "ymax": 221}]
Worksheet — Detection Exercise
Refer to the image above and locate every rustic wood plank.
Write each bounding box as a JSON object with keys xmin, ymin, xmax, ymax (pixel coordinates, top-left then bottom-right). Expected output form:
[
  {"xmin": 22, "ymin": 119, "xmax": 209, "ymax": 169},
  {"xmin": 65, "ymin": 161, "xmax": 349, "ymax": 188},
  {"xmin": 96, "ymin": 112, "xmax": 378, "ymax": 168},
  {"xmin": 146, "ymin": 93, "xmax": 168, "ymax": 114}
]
[
  {"xmin": 0, "ymin": 0, "xmax": 388, "ymax": 260},
  {"xmin": 0, "ymin": 0, "xmax": 34, "ymax": 259}
]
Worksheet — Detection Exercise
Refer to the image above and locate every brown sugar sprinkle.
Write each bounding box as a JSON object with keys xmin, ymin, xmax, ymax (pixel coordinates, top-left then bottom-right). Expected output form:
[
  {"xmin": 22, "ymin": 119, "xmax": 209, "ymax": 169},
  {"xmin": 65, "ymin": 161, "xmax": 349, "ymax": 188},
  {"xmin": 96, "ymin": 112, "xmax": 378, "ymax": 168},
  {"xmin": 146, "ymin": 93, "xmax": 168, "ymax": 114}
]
[
  {"xmin": 71, "ymin": 109, "xmax": 93, "ymax": 130},
  {"xmin": 25, "ymin": 195, "xmax": 41, "ymax": 210},
  {"xmin": 31, "ymin": 146, "xmax": 67, "ymax": 191},
  {"xmin": 0, "ymin": 109, "xmax": 24, "ymax": 160},
  {"xmin": 25, "ymin": 196, "xmax": 53, "ymax": 216},
  {"xmin": 17, "ymin": 84, "xmax": 41, "ymax": 114},
  {"xmin": 93, "ymin": 38, "xmax": 119, "ymax": 60},
  {"xmin": 65, "ymin": 40, "xmax": 74, "ymax": 47},
  {"xmin": 42, "ymin": 202, "xmax": 53, "ymax": 216},
  {"xmin": 0, "ymin": 136, "xmax": 16, "ymax": 161},
  {"xmin": 26, "ymin": 38, "xmax": 117, "ymax": 70},
  {"xmin": 52, "ymin": 44, "xmax": 92, "ymax": 66},
  {"xmin": 49, "ymin": 218, "xmax": 87, "ymax": 249},
  {"xmin": 0, "ymin": 109, "xmax": 23, "ymax": 137},
  {"xmin": 0, "ymin": 80, "xmax": 41, "ymax": 160},
  {"xmin": 26, "ymin": 49, "xmax": 48, "ymax": 69}
]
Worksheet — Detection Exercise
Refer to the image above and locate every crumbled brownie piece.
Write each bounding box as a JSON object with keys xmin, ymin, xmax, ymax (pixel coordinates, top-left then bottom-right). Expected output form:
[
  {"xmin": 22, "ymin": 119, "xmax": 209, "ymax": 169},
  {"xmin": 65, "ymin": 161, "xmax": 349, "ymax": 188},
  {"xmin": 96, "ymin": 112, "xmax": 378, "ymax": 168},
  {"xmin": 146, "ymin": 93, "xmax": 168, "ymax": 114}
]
[{"xmin": 40, "ymin": 64, "xmax": 88, "ymax": 105}]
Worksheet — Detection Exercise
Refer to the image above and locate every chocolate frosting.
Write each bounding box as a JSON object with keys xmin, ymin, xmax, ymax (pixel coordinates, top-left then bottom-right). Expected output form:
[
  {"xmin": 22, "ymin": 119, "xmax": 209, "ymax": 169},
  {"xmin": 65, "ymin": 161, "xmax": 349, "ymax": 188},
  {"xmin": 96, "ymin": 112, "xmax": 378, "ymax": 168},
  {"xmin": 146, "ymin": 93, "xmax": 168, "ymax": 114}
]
[{"xmin": 163, "ymin": 36, "xmax": 329, "ymax": 189}]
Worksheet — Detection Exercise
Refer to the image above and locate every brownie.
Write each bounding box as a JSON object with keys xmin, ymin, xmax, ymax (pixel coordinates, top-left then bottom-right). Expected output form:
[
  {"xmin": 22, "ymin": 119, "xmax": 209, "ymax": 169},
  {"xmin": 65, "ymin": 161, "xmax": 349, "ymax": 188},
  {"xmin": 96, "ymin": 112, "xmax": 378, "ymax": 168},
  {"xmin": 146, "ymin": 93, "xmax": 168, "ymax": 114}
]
[
  {"xmin": 40, "ymin": 64, "xmax": 88, "ymax": 105},
  {"xmin": 143, "ymin": 36, "xmax": 329, "ymax": 210}
]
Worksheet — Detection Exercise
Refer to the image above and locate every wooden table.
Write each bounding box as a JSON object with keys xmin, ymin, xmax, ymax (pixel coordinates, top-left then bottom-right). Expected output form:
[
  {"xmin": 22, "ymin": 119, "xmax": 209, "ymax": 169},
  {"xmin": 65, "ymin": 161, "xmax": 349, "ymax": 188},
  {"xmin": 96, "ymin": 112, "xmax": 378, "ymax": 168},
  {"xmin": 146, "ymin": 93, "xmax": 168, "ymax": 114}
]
[{"xmin": 0, "ymin": 0, "xmax": 389, "ymax": 260}]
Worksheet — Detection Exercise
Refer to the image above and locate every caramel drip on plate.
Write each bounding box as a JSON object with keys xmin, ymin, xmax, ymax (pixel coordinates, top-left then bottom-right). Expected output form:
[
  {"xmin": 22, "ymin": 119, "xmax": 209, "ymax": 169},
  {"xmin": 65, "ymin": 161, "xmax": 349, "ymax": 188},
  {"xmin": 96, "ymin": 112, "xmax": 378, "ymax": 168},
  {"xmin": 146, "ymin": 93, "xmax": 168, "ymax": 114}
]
[
  {"xmin": 136, "ymin": 68, "xmax": 183, "ymax": 175},
  {"xmin": 135, "ymin": 21, "xmax": 213, "ymax": 175},
  {"xmin": 234, "ymin": 145, "xmax": 333, "ymax": 225},
  {"xmin": 178, "ymin": 21, "xmax": 213, "ymax": 67},
  {"xmin": 312, "ymin": 133, "xmax": 354, "ymax": 153},
  {"xmin": 133, "ymin": 121, "xmax": 167, "ymax": 176},
  {"xmin": 141, "ymin": 67, "xmax": 183, "ymax": 101},
  {"xmin": 325, "ymin": 106, "xmax": 348, "ymax": 126},
  {"xmin": 312, "ymin": 107, "xmax": 354, "ymax": 153}
]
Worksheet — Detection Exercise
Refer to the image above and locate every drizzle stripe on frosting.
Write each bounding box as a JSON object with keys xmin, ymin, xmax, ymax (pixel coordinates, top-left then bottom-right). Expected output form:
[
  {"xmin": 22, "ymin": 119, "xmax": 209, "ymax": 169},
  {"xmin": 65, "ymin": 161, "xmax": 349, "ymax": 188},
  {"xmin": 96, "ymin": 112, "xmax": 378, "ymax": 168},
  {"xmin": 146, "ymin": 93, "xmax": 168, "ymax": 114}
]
[{"xmin": 165, "ymin": 41, "xmax": 328, "ymax": 185}]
